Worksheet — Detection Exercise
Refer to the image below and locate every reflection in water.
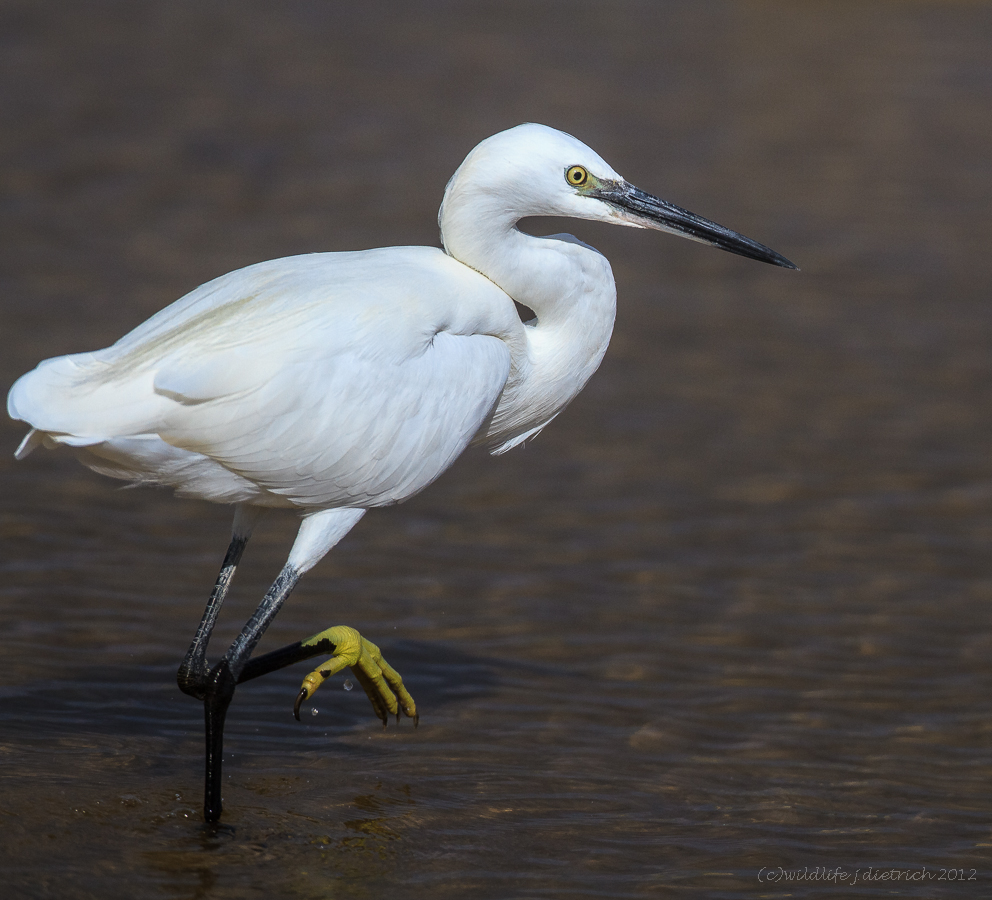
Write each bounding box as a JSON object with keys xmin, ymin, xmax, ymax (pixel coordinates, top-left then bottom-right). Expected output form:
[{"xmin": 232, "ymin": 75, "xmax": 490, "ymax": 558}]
[{"xmin": 4, "ymin": 2, "xmax": 992, "ymax": 898}]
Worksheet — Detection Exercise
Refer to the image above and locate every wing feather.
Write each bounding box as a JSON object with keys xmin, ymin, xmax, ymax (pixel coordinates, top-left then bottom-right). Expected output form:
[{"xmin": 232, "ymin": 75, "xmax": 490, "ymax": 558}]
[
  {"xmin": 8, "ymin": 247, "xmax": 521, "ymax": 509},
  {"xmin": 159, "ymin": 332, "xmax": 511, "ymax": 507}
]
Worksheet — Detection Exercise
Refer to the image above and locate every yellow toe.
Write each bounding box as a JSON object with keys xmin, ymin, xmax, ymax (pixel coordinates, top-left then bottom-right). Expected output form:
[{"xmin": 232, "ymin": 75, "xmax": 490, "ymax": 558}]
[{"xmin": 294, "ymin": 625, "xmax": 417, "ymax": 726}]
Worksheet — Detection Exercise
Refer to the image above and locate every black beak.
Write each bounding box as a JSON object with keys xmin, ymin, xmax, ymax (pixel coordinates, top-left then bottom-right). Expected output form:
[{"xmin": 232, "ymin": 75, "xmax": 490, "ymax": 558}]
[{"xmin": 592, "ymin": 181, "xmax": 798, "ymax": 270}]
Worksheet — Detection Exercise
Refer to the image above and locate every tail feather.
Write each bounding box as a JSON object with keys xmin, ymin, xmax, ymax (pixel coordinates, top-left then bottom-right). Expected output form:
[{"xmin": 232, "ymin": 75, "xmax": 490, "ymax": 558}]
[
  {"xmin": 14, "ymin": 428, "xmax": 42, "ymax": 460},
  {"xmin": 8, "ymin": 351, "xmax": 166, "ymax": 444}
]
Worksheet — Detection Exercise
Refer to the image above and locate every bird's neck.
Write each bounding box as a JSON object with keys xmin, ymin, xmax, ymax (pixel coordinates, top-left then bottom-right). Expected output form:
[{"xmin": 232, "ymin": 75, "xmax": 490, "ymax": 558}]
[{"xmin": 440, "ymin": 197, "xmax": 617, "ymax": 450}]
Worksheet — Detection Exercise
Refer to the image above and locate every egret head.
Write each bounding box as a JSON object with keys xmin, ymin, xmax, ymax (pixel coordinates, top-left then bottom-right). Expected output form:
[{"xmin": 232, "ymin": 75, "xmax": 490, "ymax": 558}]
[{"xmin": 440, "ymin": 123, "xmax": 797, "ymax": 270}]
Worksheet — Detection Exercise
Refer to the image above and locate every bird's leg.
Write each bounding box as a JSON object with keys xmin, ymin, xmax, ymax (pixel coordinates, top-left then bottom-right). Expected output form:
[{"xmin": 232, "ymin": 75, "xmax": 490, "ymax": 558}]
[
  {"xmin": 229, "ymin": 507, "xmax": 415, "ymax": 727},
  {"xmin": 177, "ymin": 535, "xmax": 247, "ymax": 701},
  {"xmin": 198, "ymin": 507, "xmax": 415, "ymax": 822},
  {"xmin": 239, "ymin": 625, "xmax": 417, "ymax": 726},
  {"xmin": 177, "ymin": 505, "xmax": 263, "ymax": 700},
  {"xmin": 203, "ymin": 562, "xmax": 301, "ymax": 823}
]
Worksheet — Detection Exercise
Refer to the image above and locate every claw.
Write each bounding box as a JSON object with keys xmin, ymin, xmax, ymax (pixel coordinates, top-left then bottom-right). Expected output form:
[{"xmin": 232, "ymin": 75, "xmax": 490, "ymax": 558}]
[{"xmin": 294, "ymin": 686, "xmax": 309, "ymax": 721}]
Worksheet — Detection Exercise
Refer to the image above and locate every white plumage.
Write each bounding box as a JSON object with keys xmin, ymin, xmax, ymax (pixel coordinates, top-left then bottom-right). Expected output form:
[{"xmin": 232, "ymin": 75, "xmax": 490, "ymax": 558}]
[
  {"xmin": 9, "ymin": 126, "xmax": 630, "ymax": 523},
  {"xmin": 12, "ymin": 249, "xmax": 521, "ymax": 509},
  {"xmin": 7, "ymin": 123, "xmax": 795, "ymax": 822}
]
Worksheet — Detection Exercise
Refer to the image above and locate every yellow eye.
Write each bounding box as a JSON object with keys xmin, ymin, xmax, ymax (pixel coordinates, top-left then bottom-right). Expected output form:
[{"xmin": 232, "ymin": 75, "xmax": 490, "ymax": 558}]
[{"xmin": 565, "ymin": 165, "xmax": 588, "ymax": 187}]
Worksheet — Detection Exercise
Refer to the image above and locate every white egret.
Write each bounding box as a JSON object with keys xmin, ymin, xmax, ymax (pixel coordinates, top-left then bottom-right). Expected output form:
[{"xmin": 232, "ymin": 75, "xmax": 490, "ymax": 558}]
[{"xmin": 7, "ymin": 123, "xmax": 796, "ymax": 822}]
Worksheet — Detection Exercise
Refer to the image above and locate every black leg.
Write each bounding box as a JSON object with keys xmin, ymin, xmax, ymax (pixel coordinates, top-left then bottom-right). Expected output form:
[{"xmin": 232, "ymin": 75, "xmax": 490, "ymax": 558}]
[
  {"xmin": 203, "ymin": 659, "xmax": 237, "ymax": 822},
  {"xmin": 201, "ymin": 563, "xmax": 301, "ymax": 823},
  {"xmin": 238, "ymin": 632, "xmax": 344, "ymax": 720},
  {"xmin": 177, "ymin": 534, "xmax": 248, "ymax": 701},
  {"xmin": 237, "ymin": 636, "xmax": 337, "ymax": 684}
]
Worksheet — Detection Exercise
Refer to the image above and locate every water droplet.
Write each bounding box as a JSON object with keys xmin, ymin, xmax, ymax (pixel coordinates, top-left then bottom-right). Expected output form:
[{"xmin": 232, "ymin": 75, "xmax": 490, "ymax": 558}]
[
  {"xmin": 343, "ymin": 679, "xmax": 354, "ymax": 691},
  {"xmin": 311, "ymin": 707, "xmax": 319, "ymax": 717}
]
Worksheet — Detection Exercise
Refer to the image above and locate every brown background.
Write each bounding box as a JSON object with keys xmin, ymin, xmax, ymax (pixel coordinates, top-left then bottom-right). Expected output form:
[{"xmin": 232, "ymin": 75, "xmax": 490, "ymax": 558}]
[{"xmin": 2, "ymin": 2, "xmax": 992, "ymax": 897}]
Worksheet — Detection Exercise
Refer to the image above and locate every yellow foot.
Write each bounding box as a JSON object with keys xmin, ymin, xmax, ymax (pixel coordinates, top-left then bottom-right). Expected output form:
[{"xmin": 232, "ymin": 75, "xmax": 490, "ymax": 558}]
[{"xmin": 293, "ymin": 625, "xmax": 418, "ymax": 727}]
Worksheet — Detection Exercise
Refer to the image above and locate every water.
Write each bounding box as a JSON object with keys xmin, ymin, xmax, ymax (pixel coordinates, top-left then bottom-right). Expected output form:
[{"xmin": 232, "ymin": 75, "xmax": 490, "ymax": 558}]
[{"xmin": 3, "ymin": 1, "xmax": 992, "ymax": 897}]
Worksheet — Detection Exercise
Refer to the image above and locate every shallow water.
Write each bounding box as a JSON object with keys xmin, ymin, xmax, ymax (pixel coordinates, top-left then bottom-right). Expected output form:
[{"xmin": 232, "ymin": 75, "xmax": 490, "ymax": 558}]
[{"xmin": 3, "ymin": 1, "xmax": 992, "ymax": 897}]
